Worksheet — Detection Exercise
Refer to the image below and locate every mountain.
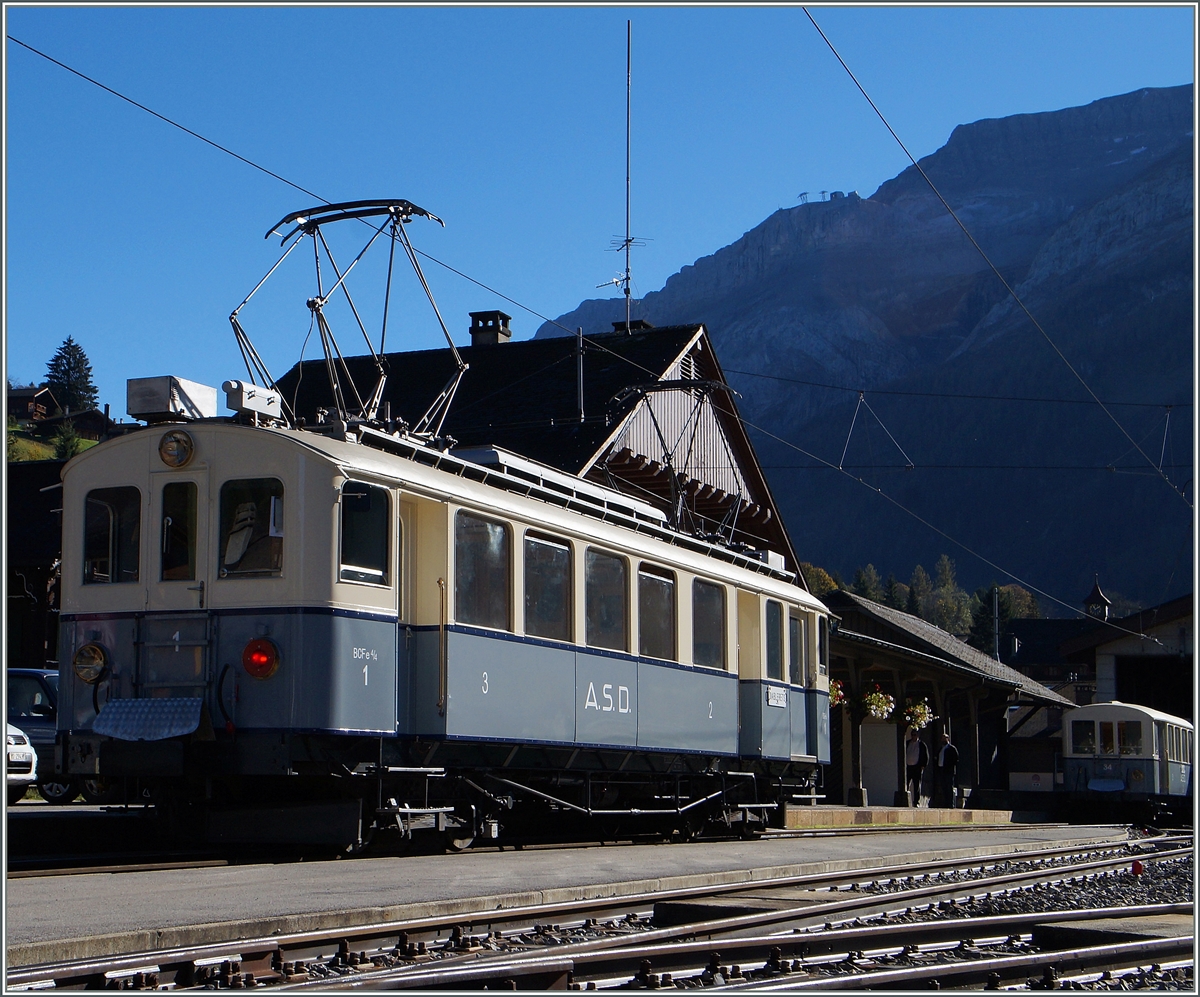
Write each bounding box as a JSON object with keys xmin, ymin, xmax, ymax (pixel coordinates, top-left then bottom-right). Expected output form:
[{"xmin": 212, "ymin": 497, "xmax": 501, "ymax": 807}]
[{"xmin": 535, "ymin": 86, "xmax": 1194, "ymax": 610}]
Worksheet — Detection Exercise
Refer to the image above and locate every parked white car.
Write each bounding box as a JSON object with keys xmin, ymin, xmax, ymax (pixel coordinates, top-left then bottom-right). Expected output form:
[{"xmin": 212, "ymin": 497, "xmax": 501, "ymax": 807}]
[{"xmin": 7, "ymin": 723, "xmax": 39, "ymax": 805}]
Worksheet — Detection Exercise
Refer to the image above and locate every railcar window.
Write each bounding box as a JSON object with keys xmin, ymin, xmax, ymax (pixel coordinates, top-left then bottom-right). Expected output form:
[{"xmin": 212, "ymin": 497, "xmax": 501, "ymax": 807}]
[
  {"xmin": 586, "ymin": 548, "xmax": 627, "ymax": 651},
  {"xmin": 84, "ymin": 486, "xmax": 141, "ymax": 584},
  {"xmin": 817, "ymin": 616, "xmax": 829, "ymax": 675},
  {"xmin": 219, "ymin": 479, "xmax": 283, "ymax": 577},
  {"xmin": 693, "ymin": 580, "xmax": 726, "ymax": 669},
  {"xmin": 1099, "ymin": 721, "xmax": 1115, "ymax": 755},
  {"xmin": 525, "ymin": 534, "xmax": 571, "ymax": 641},
  {"xmin": 455, "ymin": 512, "xmax": 510, "ymax": 630},
  {"xmin": 161, "ymin": 482, "xmax": 198, "ymax": 581},
  {"xmin": 340, "ymin": 481, "xmax": 390, "ymax": 585},
  {"xmin": 789, "ymin": 613, "xmax": 809, "ymax": 685},
  {"xmin": 638, "ymin": 567, "xmax": 676, "ymax": 661},
  {"xmin": 1117, "ymin": 721, "xmax": 1142, "ymax": 755},
  {"xmin": 1071, "ymin": 720, "xmax": 1095, "ymax": 754},
  {"xmin": 765, "ymin": 600, "xmax": 783, "ymax": 681}
]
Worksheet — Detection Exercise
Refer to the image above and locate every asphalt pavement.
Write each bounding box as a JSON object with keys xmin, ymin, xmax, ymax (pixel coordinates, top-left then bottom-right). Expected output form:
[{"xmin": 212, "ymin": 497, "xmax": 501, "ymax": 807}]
[{"xmin": 5, "ymin": 823, "xmax": 1131, "ymax": 966}]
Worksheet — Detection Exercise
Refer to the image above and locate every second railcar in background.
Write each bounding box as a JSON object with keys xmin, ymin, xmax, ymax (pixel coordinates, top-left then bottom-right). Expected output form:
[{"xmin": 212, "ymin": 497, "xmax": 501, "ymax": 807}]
[{"xmin": 1061, "ymin": 701, "xmax": 1192, "ymax": 820}]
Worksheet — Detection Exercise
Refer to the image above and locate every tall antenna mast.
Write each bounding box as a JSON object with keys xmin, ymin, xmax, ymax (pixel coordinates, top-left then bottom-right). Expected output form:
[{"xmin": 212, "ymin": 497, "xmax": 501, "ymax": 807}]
[
  {"xmin": 624, "ymin": 18, "xmax": 631, "ymax": 333},
  {"xmin": 596, "ymin": 19, "xmax": 644, "ymax": 324}
]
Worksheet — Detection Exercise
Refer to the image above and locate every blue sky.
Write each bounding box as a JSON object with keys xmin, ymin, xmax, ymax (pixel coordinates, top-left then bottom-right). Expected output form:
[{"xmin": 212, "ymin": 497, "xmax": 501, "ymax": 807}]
[{"xmin": 5, "ymin": 5, "xmax": 1194, "ymax": 413}]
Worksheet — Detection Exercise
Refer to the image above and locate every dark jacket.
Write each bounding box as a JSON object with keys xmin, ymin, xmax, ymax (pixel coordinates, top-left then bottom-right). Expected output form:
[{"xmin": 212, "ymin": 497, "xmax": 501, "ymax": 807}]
[{"xmin": 935, "ymin": 742, "xmax": 959, "ymax": 773}]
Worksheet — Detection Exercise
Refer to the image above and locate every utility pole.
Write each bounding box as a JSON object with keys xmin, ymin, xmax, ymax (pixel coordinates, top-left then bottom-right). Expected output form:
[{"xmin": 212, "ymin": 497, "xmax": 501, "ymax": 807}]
[
  {"xmin": 577, "ymin": 327, "xmax": 585, "ymax": 423},
  {"xmin": 993, "ymin": 585, "xmax": 1001, "ymax": 661},
  {"xmin": 624, "ymin": 18, "xmax": 632, "ymax": 333}
]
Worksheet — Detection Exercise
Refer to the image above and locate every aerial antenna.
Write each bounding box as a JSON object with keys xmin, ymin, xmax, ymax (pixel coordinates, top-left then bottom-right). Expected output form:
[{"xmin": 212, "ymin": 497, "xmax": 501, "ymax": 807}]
[{"xmin": 597, "ymin": 20, "xmax": 645, "ymax": 329}]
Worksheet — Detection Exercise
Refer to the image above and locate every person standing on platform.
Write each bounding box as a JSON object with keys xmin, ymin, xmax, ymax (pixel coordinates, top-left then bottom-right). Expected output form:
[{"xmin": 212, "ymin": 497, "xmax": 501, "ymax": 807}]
[
  {"xmin": 934, "ymin": 731, "xmax": 959, "ymax": 808},
  {"xmin": 905, "ymin": 728, "xmax": 929, "ymax": 806}
]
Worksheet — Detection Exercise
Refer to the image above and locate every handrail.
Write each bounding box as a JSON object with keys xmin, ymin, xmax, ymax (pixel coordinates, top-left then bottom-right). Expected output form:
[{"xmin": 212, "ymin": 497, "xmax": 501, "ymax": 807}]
[{"xmin": 436, "ymin": 578, "xmax": 447, "ymax": 716}]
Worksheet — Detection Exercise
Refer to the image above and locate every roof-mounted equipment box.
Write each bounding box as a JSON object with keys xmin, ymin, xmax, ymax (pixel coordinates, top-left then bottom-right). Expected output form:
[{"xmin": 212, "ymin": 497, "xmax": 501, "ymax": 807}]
[
  {"xmin": 127, "ymin": 376, "xmax": 218, "ymax": 423},
  {"xmin": 223, "ymin": 380, "xmax": 283, "ymax": 419}
]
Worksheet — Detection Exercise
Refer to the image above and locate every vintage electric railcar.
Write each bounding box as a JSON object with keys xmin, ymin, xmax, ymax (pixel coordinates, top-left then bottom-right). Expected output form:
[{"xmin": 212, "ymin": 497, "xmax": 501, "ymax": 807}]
[
  {"xmin": 57, "ymin": 417, "xmax": 832, "ymax": 847},
  {"xmin": 1061, "ymin": 701, "xmax": 1193, "ymax": 811}
]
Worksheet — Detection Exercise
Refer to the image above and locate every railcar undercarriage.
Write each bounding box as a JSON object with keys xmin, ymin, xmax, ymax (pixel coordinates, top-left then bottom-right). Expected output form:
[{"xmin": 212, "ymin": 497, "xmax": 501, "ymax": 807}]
[{"xmin": 64, "ymin": 729, "xmax": 820, "ymax": 851}]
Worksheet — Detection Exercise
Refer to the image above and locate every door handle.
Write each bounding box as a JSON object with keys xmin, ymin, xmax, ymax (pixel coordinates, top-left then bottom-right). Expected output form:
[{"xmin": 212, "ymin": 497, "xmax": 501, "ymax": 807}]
[{"xmin": 187, "ymin": 580, "xmax": 205, "ymax": 609}]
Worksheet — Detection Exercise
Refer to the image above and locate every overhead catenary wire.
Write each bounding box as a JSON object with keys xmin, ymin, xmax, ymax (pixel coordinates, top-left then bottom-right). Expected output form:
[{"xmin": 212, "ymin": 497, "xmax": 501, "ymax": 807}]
[
  {"xmin": 800, "ymin": 7, "xmax": 1192, "ymax": 510},
  {"xmin": 9, "ymin": 32, "xmax": 1177, "ymax": 641},
  {"xmin": 722, "ymin": 368, "xmax": 1191, "ymax": 410},
  {"xmin": 718, "ymin": 397, "xmax": 1165, "ymax": 645}
]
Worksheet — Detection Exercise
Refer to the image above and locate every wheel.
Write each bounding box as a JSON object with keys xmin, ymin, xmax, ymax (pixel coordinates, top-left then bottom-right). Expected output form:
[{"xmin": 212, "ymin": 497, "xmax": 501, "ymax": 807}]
[
  {"xmin": 7, "ymin": 785, "xmax": 29, "ymax": 806},
  {"xmin": 38, "ymin": 779, "xmax": 80, "ymax": 804},
  {"xmin": 80, "ymin": 778, "xmax": 120, "ymax": 805},
  {"xmin": 737, "ymin": 814, "xmax": 765, "ymax": 840},
  {"xmin": 443, "ymin": 831, "xmax": 476, "ymax": 852}
]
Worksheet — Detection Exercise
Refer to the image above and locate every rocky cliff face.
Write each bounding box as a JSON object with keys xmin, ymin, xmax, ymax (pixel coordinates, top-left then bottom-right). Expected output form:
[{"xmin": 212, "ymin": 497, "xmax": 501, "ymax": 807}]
[{"xmin": 536, "ymin": 86, "xmax": 1193, "ymax": 607}]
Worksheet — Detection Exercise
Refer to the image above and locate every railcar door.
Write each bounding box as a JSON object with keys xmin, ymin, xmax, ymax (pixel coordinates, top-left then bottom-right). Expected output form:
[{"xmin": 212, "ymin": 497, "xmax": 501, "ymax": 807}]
[
  {"xmin": 148, "ymin": 469, "xmax": 210, "ymax": 612},
  {"xmin": 140, "ymin": 469, "xmax": 212, "ymax": 699}
]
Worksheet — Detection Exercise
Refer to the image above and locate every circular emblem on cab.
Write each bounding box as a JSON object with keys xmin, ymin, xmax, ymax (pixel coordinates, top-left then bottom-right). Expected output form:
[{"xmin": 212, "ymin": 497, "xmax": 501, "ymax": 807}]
[{"xmin": 159, "ymin": 429, "xmax": 195, "ymax": 468}]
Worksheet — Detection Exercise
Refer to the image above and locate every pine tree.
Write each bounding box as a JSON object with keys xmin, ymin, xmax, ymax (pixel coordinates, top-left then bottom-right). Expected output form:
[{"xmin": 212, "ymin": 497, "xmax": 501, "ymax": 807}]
[
  {"xmin": 929, "ymin": 554, "xmax": 972, "ymax": 633},
  {"xmin": 52, "ymin": 419, "xmax": 84, "ymax": 460},
  {"xmin": 934, "ymin": 554, "xmax": 957, "ymax": 591},
  {"xmin": 44, "ymin": 336, "xmax": 98, "ymax": 414},
  {"xmin": 883, "ymin": 573, "xmax": 909, "ymax": 611},
  {"xmin": 851, "ymin": 563, "xmax": 884, "ymax": 603},
  {"xmin": 907, "ymin": 565, "xmax": 932, "ymax": 618},
  {"xmin": 968, "ymin": 584, "xmax": 1011, "ymax": 654}
]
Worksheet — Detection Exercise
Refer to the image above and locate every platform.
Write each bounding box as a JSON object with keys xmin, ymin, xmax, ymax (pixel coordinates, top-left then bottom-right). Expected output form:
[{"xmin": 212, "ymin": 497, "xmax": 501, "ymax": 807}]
[
  {"xmin": 784, "ymin": 806, "xmax": 1015, "ymax": 828},
  {"xmin": 7, "ymin": 824, "xmax": 1128, "ymax": 967}
]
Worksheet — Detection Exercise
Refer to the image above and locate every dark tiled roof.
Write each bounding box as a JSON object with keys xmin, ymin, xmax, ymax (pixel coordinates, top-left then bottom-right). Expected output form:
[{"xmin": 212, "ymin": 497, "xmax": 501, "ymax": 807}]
[
  {"xmin": 1058, "ymin": 594, "xmax": 1194, "ymax": 655},
  {"xmin": 1005, "ymin": 618, "xmax": 1100, "ymax": 668},
  {"xmin": 825, "ymin": 591, "xmax": 1071, "ymax": 706},
  {"xmin": 275, "ymin": 326, "xmax": 700, "ymax": 473}
]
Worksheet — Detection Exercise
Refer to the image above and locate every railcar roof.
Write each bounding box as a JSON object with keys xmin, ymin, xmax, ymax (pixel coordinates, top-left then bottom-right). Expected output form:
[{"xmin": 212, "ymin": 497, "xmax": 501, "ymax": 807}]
[{"xmin": 1065, "ymin": 701, "xmax": 1194, "ymax": 729}]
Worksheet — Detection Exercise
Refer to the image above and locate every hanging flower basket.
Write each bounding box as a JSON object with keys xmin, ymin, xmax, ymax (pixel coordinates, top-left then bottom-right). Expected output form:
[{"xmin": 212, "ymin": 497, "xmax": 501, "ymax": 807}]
[
  {"xmin": 828, "ymin": 679, "xmax": 845, "ymax": 708},
  {"xmin": 860, "ymin": 684, "xmax": 895, "ymax": 720},
  {"xmin": 903, "ymin": 698, "xmax": 934, "ymax": 730}
]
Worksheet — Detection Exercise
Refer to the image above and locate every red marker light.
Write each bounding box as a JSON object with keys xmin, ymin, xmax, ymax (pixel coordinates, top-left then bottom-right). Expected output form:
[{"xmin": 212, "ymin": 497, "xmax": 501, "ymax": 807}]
[
  {"xmin": 242, "ymin": 638, "xmax": 279, "ymax": 679},
  {"xmin": 1131, "ymin": 860, "xmax": 1144, "ymax": 875}
]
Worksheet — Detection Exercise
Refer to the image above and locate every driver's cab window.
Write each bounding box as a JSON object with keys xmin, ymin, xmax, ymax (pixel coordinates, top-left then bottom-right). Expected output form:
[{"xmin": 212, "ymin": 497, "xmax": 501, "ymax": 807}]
[
  {"xmin": 84, "ymin": 486, "xmax": 141, "ymax": 584},
  {"xmin": 218, "ymin": 478, "xmax": 283, "ymax": 577}
]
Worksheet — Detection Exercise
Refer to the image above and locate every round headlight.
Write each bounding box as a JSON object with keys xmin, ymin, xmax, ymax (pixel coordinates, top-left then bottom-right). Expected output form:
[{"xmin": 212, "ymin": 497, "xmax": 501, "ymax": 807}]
[
  {"xmin": 73, "ymin": 643, "xmax": 109, "ymax": 684},
  {"xmin": 159, "ymin": 429, "xmax": 195, "ymax": 468},
  {"xmin": 242, "ymin": 638, "xmax": 279, "ymax": 680}
]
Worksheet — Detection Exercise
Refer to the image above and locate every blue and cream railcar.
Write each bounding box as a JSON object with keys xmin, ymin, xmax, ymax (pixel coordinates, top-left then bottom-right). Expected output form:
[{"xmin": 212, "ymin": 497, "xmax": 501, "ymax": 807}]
[
  {"xmin": 57, "ymin": 417, "xmax": 830, "ymax": 845},
  {"xmin": 1062, "ymin": 702, "xmax": 1193, "ymax": 805}
]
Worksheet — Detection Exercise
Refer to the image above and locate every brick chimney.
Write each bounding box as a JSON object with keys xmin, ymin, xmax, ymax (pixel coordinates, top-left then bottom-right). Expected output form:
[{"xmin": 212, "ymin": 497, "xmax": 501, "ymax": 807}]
[{"xmin": 469, "ymin": 310, "xmax": 513, "ymax": 346}]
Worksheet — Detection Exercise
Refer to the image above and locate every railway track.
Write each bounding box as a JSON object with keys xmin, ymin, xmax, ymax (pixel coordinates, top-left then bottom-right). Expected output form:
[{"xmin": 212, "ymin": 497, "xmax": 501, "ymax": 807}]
[{"xmin": 7, "ymin": 834, "xmax": 1190, "ymax": 991}]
